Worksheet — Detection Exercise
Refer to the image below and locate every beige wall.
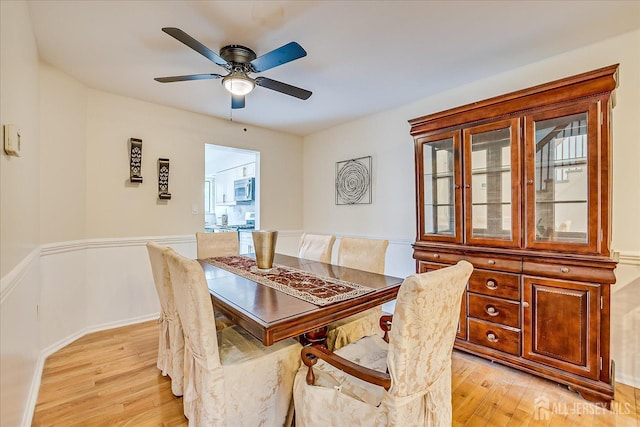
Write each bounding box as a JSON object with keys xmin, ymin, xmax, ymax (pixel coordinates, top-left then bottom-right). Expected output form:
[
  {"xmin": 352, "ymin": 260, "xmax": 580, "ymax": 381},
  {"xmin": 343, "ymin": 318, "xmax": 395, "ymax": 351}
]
[
  {"xmin": 1, "ymin": 2, "xmax": 42, "ymax": 426},
  {"xmin": 0, "ymin": 0, "xmax": 41, "ymax": 277},
  {"xmin": 84, "ymin": 89, "xmax": 303, "ymax": 239},
  {"xmin": 39, "ymin": 64, "xmax": 88, "ymax": 244}
]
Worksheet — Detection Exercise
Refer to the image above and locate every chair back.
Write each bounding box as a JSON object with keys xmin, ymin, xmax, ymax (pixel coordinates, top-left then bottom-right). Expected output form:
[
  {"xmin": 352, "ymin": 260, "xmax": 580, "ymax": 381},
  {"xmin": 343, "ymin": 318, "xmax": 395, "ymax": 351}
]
[
  {"xmin": 298, "ymin": 233, "xmax": 336, "ymax": 263},
  {"xmin": 147, "ymin": 242, "xmax": 173, "ymax": 314},
  {"xmin": 385, "ymin": 260, "xmax": 473, "ymax": 422},
  {"xmin": 196, "ymin": 231, "xmax": 239, "ymax": 259},
  {"xmin": 165, "ymin": 249, "xmax": 222, "ymax": 368},
  {"xmin": 337, "ymin": 237, "xmax": 389, "ymax": 274},
  {"xmin": 146, "ymin": 242, "xmax": 184, "ymax": 396}
]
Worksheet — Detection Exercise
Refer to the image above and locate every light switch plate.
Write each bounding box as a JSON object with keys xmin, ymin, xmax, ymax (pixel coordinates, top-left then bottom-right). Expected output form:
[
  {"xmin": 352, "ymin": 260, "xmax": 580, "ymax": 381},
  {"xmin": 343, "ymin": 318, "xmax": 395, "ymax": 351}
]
[{"xmin": 3, "ymin": 124, "xmax": 21, "ymax": 156}]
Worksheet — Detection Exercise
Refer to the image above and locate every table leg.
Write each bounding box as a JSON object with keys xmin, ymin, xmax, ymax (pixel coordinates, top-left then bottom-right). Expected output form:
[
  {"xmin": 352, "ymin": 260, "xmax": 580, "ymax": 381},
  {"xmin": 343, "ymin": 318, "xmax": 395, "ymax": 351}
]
[{"xmin": 301, "ymin": 326, "xmax": 328, "ymax": 347}]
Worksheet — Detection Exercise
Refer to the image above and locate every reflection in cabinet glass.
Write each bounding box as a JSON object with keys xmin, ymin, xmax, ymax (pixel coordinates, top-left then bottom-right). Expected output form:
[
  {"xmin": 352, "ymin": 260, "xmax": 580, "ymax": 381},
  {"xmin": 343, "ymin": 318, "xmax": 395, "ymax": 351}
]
[
  {"xmin": 423, "ymin": 137, "xmax": 456, "ymax": 237},
  {"xmin": 533, "ymin": 112, "xmax": 588, "ymax": 244}
]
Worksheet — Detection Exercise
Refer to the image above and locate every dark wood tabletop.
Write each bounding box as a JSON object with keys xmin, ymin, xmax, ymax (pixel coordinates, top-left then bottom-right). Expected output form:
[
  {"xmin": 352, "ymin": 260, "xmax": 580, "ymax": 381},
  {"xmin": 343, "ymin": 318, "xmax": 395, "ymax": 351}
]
[{"xmin": 199, "ymin": 253, "xmax": 403, "ymax": 346}]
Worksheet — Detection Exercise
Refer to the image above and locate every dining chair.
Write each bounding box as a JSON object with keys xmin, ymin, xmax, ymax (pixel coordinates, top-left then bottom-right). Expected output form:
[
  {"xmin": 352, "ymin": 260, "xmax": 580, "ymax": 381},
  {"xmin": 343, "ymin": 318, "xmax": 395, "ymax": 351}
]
[
  {"xmin": 294, "ymin": 261, "xmax": 473, "ymax": 427},
  {"xmin": 165, "ymin": 249, "xmax": 302, "ymax": 426},
  {"xmin": 325, "ymin": 236, "xmax": 389, "ymax": 350},
  {"xmin": 297, "ymin": 233, "xmax": 336, "ymax": 263},
  {"xmin": 196, "ymin": 231, "xmax": 239, "ymax": 259},
  {"xmin": 146, "ymin": 242, "xmax": 185, "ymax": 397}
]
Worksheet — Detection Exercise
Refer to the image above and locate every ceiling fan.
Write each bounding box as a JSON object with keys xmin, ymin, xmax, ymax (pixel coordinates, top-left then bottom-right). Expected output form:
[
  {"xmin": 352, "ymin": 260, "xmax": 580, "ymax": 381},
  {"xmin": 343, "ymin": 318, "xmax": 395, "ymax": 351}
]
[{"xmin": 155, "ymin": 27, "xmax": 312, "ymax": 109}]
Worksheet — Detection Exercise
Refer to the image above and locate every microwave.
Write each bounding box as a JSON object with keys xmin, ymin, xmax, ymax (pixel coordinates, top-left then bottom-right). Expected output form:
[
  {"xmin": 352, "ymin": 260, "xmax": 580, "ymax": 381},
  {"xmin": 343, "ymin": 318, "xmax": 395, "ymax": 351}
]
[{"xmin": 234, "ymin": 177, "xmax": 255, "ymax": 202}]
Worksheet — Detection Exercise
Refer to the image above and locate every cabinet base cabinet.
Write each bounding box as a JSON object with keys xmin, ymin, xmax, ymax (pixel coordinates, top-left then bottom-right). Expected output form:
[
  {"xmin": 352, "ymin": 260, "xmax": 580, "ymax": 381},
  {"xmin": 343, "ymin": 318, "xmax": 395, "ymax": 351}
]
[{"xmin": 416, "ymin": 250, "xmax": 615, "ymax": 407}]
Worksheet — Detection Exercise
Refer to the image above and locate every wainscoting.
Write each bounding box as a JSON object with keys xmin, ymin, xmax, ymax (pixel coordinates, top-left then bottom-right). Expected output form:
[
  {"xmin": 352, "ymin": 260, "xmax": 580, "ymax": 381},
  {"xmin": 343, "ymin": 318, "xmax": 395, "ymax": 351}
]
[{"xmin": 0, "ymin": 233, "xmax": 636, "ymax": 426}]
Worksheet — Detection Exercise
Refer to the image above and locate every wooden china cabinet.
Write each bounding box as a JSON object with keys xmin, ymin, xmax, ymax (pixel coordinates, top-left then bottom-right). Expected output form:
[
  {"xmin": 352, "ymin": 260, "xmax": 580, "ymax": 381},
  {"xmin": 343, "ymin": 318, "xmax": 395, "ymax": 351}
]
[{"xmin": 409, "ymin": 65, "xmax": 619, "ymax": 406}]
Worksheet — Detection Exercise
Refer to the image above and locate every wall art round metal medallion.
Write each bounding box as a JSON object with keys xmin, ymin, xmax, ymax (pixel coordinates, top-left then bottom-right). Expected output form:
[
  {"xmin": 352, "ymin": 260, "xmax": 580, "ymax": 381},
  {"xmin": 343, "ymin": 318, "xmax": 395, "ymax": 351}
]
[{"xmin": 335, "ymin": 156, "xmax": 372, "ymax": 205}]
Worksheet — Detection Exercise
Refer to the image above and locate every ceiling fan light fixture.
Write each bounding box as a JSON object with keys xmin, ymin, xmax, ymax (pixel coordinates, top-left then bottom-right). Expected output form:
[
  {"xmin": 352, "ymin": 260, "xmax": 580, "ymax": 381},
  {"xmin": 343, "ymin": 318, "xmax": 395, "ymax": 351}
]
[{"xmin": 222, "ymin": 72, "xmax": 255, "ymax": 96}]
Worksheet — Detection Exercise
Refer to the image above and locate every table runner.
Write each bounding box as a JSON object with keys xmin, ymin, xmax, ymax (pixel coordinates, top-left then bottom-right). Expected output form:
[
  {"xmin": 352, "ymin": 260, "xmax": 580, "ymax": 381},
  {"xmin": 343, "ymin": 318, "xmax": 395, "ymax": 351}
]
[{"xmin": 204, "ymin": 255, "xmax": 374, "ymax": 306}]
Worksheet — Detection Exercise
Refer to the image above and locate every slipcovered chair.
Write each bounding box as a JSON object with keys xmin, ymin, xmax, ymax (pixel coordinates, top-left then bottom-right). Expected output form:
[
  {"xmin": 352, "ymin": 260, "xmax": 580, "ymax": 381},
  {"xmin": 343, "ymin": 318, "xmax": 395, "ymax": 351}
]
[
  {"xmin": 294, "ymin": 260, "xmax": 473, "ymax": 427},
  {"xmin": 146, "ymin": 242, "xmax": 185, "ymax": 397},
  {"xmin": 196, "ymin": 231, "xmax": 239, "ymax": 259},
  {"xmin": 298, "ymin": 233, "xmax": 336, "ymax": 263},
  {"xmin": 165, "ymin": 249, "xmax": 302, "ymax": 426},
  {"xmin": 325, "ymin": 237, "xmax": 389, "ymax": 350}
]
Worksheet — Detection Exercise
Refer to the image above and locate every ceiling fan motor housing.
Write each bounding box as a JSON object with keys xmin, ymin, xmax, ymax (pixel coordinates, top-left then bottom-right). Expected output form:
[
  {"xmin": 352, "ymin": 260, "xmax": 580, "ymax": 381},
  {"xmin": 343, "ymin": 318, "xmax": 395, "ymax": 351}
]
[{"xmin": 220, "ymin": 45, "xmax": 257, "ymax": 71}]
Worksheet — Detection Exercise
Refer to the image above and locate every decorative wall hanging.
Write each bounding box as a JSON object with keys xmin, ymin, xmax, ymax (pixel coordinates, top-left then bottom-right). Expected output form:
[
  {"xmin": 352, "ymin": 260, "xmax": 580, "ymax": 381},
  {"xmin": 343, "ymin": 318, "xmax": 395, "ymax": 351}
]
[
  {"xmin": 335, "ymin": 156, "xmax": 372, "ymax": 205},
  {"xmin": 128, "ymin": 137, "xmax": 143, "ymax": 183},
  {"xmin": 158, "ymin": 157, "xmax": 171, "ymax": 200}
]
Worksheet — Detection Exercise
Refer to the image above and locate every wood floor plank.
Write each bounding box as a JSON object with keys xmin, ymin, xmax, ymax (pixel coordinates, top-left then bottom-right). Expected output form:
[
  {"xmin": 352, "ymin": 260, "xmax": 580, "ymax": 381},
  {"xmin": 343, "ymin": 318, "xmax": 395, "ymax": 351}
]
[{"xmin": 32, "ymin": 320, "xmax": 639, "ymax": 426}]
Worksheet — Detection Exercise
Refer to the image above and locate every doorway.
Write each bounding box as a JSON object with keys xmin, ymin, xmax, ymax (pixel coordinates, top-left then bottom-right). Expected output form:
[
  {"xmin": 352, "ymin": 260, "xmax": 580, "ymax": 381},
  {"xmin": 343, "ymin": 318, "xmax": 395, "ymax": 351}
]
[{"xmin": 204, "ymin": 144, "xmax": 260, "ymax": 252}]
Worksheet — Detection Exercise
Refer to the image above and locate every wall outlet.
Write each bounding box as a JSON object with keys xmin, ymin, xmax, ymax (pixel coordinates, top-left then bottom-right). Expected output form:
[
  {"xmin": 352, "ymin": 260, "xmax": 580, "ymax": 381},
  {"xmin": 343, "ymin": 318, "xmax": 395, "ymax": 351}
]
[
  {"xmin": 192, "ymin": 204, "xmax": 199, "ymax": 214},
  {"xmin": 3, "ymin": 124, "xmax": 21, "ymax": 156}
]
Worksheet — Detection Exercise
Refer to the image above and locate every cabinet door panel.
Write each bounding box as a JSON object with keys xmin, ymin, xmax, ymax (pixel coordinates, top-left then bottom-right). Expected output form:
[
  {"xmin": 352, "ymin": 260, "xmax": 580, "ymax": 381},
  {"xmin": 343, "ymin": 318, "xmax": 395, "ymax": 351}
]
[
  {"xmin": 463, "ymin": 118, "xmax": 521, "ymax": 247},
  {"xmin": 416, "ymin": 131, "xmax": 462, "ymax": 242},
  {"xmin": 523, "ymin": 276, "xmax": 599, "ymax": 379},
  {"xmin": 524, "ymin": 101, "xmax": 600, "ymax": 253}
]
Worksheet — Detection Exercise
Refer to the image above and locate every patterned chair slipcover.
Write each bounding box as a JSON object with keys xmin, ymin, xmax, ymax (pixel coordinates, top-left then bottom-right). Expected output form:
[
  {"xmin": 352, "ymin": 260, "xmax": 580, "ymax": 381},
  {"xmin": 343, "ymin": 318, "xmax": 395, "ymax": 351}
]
[
  {"xmin": 166, "ymin": 249, "xmax": 302, "ymax": 426},
  {"xmin": 326, "ymin": 237, "xmax": 389, "ymax": 351},
  {"xmin": 294, "ymin": 260, "xmax": 473, "ymax": 427}
]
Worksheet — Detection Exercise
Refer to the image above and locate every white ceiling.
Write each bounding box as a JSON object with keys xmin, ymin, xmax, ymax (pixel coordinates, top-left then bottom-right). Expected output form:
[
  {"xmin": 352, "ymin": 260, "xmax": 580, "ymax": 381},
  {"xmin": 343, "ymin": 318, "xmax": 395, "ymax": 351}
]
[{"xmin": 28, "ymin": 1, "xmax": 640, "ymax": 136}]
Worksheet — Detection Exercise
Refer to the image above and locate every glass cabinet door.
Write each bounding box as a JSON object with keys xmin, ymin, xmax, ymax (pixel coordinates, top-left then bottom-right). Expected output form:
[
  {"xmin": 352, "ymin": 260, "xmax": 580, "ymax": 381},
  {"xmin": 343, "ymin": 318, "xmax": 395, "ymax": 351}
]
[
  {"xmin": 463, "ymin": 118, "xmax": 521, "ymax": 247},
  {"xmin": 524, "ymin": 101, "xmax": 599, "ymax": 253},
  {"xmin": 416, "ymin": 131, "xmax": 462, "ymax": 242}
]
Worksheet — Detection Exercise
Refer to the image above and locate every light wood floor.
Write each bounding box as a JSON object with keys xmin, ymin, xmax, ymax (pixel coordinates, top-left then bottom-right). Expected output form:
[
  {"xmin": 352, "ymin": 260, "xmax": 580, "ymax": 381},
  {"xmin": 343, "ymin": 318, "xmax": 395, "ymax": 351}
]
[{"xmin": 32, "ymin": 320, "xmax": 639, "ymax": 426}]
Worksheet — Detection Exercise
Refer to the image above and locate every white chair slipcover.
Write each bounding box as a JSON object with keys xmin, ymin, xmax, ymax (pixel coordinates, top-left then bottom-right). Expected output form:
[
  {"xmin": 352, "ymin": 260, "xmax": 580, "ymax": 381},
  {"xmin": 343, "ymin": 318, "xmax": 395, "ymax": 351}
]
[
  {"xmin": 326, "ymin": 237, "xmax": 389, "ymax": 350},
  {"xmin": 146, "ymin": 242, "xmax": 185, "ymax": 397},
  {"xmin": 165, "ymin": 249, "xmax": 302, "ymax": 426},
  {"xmin": 196, "ymin": 231, "xmax": 239, "ymax": 259},
  {"xmin": 195, "ymin": 232, "xmax": 239, "ymax": 330},
  {"xmin": 294, "ymin": 260, "xmax": 473, "ymax": 427},
  {"xmin": 298, "ymin": 233, "xmax": 336, "ymax": 263}
]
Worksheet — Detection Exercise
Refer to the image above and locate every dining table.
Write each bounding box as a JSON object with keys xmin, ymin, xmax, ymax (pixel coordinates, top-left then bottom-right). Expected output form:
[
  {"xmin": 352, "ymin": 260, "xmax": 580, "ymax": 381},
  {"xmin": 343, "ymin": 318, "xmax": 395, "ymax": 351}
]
[{"xmin": 199, "ymin": 253, "xmax": 403, "ymax": 346}]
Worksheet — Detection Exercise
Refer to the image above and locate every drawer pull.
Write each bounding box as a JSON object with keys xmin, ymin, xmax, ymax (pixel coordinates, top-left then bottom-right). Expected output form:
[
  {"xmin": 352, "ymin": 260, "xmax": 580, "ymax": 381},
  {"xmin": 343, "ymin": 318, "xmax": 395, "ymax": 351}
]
[
  {"xmin": 487, "ymin": 259, "xmax": 496, "ymax": 265},
  {"xmin": 560, "ymin": 267, "xmax": 570, "ymax": 273},
  {"xmin": 486, "ymin": 332, "xmax": 499, "ymax": 343},
  {"xmin": 485, "ymin": 279, "xmax": 498, "ymax": 290},
  {"xmin": 485, "ymin": 305, "xmax": 499, "ymax": 317},
  {"xmin": 523, "ymin": 301, "xmax": 530, "ymax": 308},
  {"xmin": 433, "ymin": 254, "xmax": 440, "ymax": 259}
]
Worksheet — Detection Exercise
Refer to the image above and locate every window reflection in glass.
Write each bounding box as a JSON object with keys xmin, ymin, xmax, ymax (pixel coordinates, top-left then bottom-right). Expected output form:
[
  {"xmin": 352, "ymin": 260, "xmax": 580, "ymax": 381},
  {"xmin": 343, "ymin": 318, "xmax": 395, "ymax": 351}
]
[{"xmin": 533, "ymin": 113, "xmax": 588, "ymax": 243}]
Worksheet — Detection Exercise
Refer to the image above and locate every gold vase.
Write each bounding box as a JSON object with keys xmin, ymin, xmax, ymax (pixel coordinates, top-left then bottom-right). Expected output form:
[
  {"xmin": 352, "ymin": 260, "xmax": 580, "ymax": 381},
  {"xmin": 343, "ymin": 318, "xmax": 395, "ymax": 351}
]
[{"xmin": 252, "ymin": 230, "xmax": 278, "ymax": 270}]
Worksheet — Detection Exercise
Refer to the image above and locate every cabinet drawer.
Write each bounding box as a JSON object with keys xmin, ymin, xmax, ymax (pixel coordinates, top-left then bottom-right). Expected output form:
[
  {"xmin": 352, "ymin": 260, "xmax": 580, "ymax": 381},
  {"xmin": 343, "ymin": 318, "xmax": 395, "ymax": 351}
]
[
  {"xmin": 468, "ymin": 293, "xmax": 520, "ymax": 328},
  {"xmin": 419, "ymin": 252, "xmax": 466, "ymax": 265},
  {"xmin": 465, "ymin": 254, "xmax": 522, "ymax": 273},
  {"xmin": 468, "ymin": 270, "xmax": 520, "ymax": 300},
  {"xmin": 522, "ymin": 261, "xmax": 614, "ymax": 283},
  {"xmin": 468, "ymin": 318, "xmax": 520, "ymax": 356}
]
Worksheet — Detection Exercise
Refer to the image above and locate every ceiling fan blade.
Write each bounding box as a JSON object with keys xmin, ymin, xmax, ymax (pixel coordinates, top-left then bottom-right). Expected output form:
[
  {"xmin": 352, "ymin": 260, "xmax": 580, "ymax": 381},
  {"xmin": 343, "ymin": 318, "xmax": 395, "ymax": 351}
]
[
  {"xmin": 250, "ymin": 42, "xmax": 307, "ymax": 72},
  {"xmin": 154, "ymin": 73, "xmax": 223, "ymax": 83},
  {"xmin": 162, "ymin": 27, "xmax": 228, "ymax": 67},
  {"xmin": 255, "ymin": 77, "xmax": 312, "ymax": 100},
  {"xmin": 231, "ymin": 94, "xmax": 245, "ymax": 109}
]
